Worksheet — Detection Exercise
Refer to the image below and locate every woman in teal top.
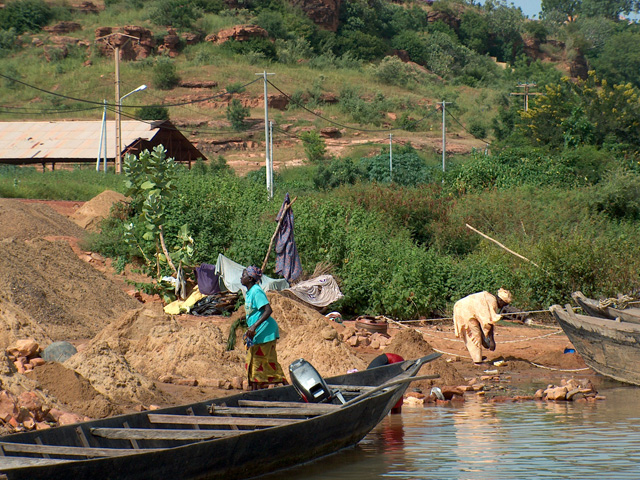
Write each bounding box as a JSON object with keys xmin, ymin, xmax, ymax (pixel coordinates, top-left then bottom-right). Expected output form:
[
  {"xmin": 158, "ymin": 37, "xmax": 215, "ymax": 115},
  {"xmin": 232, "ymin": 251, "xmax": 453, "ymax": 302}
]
[{"xmin": 241, "ymin": 266, "xmax": 287, "ymax": 390}]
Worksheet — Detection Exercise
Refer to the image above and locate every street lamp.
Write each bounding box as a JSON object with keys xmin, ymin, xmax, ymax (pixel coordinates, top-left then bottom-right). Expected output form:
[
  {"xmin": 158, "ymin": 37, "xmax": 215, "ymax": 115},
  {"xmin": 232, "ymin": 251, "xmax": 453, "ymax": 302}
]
[{"xmin": 116, "ymin": 84, "xmax": 147, "ymax": 174}]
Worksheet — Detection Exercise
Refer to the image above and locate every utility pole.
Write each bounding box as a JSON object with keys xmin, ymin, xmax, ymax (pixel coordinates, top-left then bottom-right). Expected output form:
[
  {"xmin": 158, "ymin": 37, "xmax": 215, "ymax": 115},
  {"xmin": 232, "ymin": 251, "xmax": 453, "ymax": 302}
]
[
  {"xmin": 256, "ymin": 71, "xmax": 275, "ymax": 198},
  {"xmin": 440, "ymin": 100, "xmax": 452, "ymax": 175},
  {"xmin": 389, "ymin": 133, "xmax": 393, "ymax": 182},
  {"xmin": 95, "ymin": 32, "xmax": 140, "ymax": 174},
  {"xmin": 510, "ymin": 82, "xmax": 541, "ymax": 111},
  {"xmin": 114, "ymin": 46, "xmax": 121, "ymax": 172}
]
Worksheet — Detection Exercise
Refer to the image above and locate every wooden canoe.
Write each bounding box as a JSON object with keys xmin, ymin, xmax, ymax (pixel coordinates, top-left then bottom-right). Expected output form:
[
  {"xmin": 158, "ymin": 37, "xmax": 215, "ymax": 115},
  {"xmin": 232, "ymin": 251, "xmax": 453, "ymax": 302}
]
[
  {"xmin": 550, "ymin": 304, "xmax": 640, "ymax": 386},
  {"xmin": 0, "ymin": 353, "xmax": 440, "ymax": 480},
  {"xmin": 571, "ymin": 291, "xmax": 640, "ymax": 324}
]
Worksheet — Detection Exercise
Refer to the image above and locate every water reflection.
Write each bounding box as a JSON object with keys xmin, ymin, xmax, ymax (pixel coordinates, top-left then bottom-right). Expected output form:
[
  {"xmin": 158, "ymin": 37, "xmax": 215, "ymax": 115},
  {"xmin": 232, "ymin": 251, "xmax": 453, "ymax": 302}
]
[{"xmin": 258, "ymin": 387, "xmax": 640, "ymax": 479}]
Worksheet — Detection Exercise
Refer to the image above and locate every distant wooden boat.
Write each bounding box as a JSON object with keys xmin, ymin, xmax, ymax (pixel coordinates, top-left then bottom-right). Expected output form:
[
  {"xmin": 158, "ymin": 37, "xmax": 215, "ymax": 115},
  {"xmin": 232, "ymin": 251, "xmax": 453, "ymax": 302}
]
[
  {"xmin": 550, "ymin": 304, "xmax": 640, "ymax": 386},
  {"xmin": 571, "ymin": 291, "xmax": 640, "ymax": 324},
  {"xmin": 0, "ymin": 354, "xmax": 440, "ymax": 480}
]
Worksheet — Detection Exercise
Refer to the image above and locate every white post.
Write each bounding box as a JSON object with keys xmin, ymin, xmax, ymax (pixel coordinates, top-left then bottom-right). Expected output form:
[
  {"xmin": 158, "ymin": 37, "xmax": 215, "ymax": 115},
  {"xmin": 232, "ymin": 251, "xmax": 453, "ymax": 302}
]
[
  {"xmin": 269, "ymin": 120, "xmax": 274, "ymax": 200},
  {"xmin": 97, "ymin": 99, "xmax": 107, "ymax": 172},
  {"xmin": 389, "ymin": 133, "xmax": 393, "ymax": 182},
  {"xmin": 256, "ymin": 71, "xmax": 274, "ymax": 197},
  {"xmin": 442, "ymin": 100, "xmax": 446, "ymax": 174},
  {"xmin": 103, "ymin": 109, "xmax": 108, "ymax": 172}
]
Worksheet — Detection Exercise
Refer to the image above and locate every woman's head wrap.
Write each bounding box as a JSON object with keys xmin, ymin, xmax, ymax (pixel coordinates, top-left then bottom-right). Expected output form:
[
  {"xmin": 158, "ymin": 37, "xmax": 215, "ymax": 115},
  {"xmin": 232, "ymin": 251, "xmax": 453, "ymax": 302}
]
[{"xmin": 246, "ymin": 265, "xmax": 263, "ymax": 282}]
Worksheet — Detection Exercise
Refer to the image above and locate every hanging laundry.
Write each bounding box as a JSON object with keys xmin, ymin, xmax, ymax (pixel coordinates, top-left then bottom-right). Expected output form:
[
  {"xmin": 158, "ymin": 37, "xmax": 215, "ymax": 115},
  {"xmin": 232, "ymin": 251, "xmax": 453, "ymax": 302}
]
[{"xmin": 275, "ymin": 193, "xmax": 302, "ymax": 282}]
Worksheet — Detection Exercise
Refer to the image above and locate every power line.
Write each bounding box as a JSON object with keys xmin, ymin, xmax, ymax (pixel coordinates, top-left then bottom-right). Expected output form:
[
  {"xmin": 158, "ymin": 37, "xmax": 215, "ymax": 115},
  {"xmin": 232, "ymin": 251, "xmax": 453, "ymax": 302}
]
[
  {"xmin": 267, "ymin": 79, "xmax": 436, "ymax": 133},
  {"xmin": 0, "ymin": 73, "xmax": 261, "ymax": 108}
]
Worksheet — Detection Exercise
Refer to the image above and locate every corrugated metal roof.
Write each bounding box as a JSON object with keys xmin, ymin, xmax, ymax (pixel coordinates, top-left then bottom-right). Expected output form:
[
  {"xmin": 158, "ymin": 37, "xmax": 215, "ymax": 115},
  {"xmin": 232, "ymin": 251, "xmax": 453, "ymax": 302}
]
[{"xmin": 0, "ymin": 121, "xmax": 158, "ymax": 160}]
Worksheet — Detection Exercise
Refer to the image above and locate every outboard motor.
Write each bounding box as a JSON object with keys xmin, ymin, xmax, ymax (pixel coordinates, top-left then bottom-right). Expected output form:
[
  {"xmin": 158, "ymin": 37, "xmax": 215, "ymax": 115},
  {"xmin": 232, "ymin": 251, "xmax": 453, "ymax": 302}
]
[{"xmin": 289, "ymin": 358, "xmax": 344, "ymax": 404}]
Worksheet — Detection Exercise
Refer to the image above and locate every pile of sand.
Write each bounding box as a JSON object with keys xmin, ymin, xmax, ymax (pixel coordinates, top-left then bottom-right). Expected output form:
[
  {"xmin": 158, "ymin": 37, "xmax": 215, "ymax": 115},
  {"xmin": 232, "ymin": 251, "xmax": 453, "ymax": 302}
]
[
  {"xmin": 0, "ymin": 200, "xmax": 140, "ymax": 346},
  {"xmin": 385, "ymin": 329, "xmax": 466, "ymax": 389},
  {"xmin": 70, "ymin": 190, "xmax": 127, "ymax": 231},
  {"xmin": 25, "ymin": 363, "xmax": 120, "ymax": 418}
]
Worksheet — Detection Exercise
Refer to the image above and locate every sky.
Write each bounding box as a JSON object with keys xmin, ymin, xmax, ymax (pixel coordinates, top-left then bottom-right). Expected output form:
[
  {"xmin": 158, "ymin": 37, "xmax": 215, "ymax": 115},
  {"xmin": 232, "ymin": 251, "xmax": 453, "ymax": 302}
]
[{"xmin": 476, "ymin": 0, "xmax": 543, "ymax": 18}]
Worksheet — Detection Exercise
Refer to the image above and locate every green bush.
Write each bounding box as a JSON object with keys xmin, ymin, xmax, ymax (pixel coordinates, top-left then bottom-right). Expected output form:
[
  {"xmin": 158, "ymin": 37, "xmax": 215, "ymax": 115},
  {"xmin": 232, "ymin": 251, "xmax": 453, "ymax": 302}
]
[
  {"xmin": 221, "ymin": 38, "xmax": 277, "ymax": 61},
  {"xmin": 359, "ymin": 145, "xmax": 430, "ymax": 187},
  {"xmin": 226, "ymin": 99, "xmax": 250, "ymax": 130},
  {"xmin": 136, "ymin": 105, "xmax": 170, "ymax": 120},
  {"xmin": 153, "ymin": 58, "xmax": 181, "ymax": 90},
  {"xmin": 0, "ymin": 0, "xmax": 52, "ymax": 34},
  {"xmin": 225, "ymin": 82, "xmax": 245, "ymax": 94},
  {"xmin": 313, "ymin": 158, "xmax": 360, "ymax": 190},
  {"xmin": 590, "ymin": 169, "xmax": 640, "ymax": 221},
  {"xmin": 0, "ymin": 28, "xmax": 18, "ymax": 55},
  {"xmin": 150, "ymin": 0, "xmax": 202, "ymax": 28},
  {"xmin": 299, "ymin": 130, "xmax": 326, "ymax": 163}
]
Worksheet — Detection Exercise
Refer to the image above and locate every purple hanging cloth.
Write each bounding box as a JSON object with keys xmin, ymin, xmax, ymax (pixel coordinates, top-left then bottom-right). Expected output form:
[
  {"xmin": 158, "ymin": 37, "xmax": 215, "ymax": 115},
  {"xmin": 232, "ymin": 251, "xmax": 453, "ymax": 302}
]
[{"xmin": 275, "ymin": 193, "xmax": 302, "ymax": 282}]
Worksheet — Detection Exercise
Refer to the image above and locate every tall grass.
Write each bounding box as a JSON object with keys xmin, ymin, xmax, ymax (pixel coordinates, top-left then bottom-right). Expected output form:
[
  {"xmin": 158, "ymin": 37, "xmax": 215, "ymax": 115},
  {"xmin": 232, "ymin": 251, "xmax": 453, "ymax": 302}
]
[{"xmin": 0, "ymin": 166, "xmax": 126, "ymax": 200}]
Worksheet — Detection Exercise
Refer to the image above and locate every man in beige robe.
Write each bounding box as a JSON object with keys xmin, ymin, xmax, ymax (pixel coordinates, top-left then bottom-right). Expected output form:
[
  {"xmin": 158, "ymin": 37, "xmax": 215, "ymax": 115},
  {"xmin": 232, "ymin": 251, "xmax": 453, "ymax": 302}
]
[{"xmin": 453, "ymin": 288, "xmax": 513, "ymax": 365}]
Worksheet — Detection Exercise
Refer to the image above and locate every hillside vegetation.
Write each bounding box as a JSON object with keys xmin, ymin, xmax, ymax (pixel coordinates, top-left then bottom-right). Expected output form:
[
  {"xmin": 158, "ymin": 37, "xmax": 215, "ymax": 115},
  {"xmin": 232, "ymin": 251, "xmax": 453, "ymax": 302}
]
[{"xmin": 1, "ymin": 0, "xmax": 640, "ymax": 318}]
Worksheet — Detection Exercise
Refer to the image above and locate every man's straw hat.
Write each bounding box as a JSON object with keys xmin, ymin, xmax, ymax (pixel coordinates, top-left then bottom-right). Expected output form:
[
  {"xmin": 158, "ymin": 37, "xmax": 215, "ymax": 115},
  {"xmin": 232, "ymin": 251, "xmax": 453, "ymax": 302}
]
[{"xmin": 498, "ymin": 288, "xmax": 513, "ymax": 304}]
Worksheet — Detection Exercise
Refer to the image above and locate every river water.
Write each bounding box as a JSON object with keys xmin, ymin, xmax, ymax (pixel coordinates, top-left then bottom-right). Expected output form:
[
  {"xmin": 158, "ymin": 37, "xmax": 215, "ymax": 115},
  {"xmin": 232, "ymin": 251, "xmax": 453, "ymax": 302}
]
[{"xmin": 260, "ymin": 386, "xmax": 640, "ymax": 479}]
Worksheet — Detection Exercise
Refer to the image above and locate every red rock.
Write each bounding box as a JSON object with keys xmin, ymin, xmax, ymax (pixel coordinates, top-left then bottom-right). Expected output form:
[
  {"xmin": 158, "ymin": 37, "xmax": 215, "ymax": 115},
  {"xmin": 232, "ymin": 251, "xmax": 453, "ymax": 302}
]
[
  {"xmin": 0, "ymin": 391, "xmax": 19, "ymax": 422},
  {"xmin": 441, "ymin": 387, "xmax": 465, "ymax": 400},
  {"xmin": 18, "ymin": 392, "xmax": 42, "ymax": 412},
  {"xmin": 58, "ymin": 413, "xmax": 84, "ymax": 426},
  {"xmin": 7, "ymin": 339, "xmax": 39, "ymax": 358},
  {"xmin": 175, "ymin": 378, "xmax": 198, "ymax": 386},
  {"xmin": 30, "ymin": 358, "xmax": 46, "ymax": 367}
]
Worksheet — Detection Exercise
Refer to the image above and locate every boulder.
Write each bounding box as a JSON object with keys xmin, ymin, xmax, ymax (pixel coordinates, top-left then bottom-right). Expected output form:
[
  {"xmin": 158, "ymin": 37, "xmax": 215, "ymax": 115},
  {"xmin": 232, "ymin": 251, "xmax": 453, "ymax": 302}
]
[{"xmin": 42, "ymin": 341, "xmax": 77, "ymax": 363}]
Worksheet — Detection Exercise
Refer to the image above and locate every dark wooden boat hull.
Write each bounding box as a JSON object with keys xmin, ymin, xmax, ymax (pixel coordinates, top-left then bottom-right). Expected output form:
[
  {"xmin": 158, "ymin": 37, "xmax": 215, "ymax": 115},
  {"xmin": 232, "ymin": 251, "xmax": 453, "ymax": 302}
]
[
  {"xmin": 551, "ymin": 304, "xmax": 640, "ymax": 386},
  {"xmin": 0, "ymin": 355, "xmax": 438, "ymax": 480},
  {"xmin": 571, "ymin": 291, "xmax": 640, "ymax": 324}
]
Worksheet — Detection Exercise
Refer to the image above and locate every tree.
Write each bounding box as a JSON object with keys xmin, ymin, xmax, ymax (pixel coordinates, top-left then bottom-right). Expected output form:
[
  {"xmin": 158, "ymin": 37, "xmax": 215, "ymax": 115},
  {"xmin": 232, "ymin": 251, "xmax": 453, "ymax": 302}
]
[
  {"xmin": 300, "ymin": 130, "xmax": 327, "ymax": 163},
  {"xmin": 589, "ymin": 31, "xmax": 640, "ymax": 89},
  {"xmin": 0, "ymin": 0, "xmax": 52, "ymax": 34},
  {"xmin": 541, "ymin": 0, "xmax": 581, "ymax": 20},
  {"xmin": 518, "ymin": 73, "xmax": 640, "ymax": 151},
  {"xmin": 122, "ymin": 145, "xmax": 193, "ymax": 283},
  {"xmin": 226, "ymin": 99, "xmax": 249, "ymax": 131},
  {"xmin": 153, "ymin": 58, "xmax": 180, "ymax": 90}
]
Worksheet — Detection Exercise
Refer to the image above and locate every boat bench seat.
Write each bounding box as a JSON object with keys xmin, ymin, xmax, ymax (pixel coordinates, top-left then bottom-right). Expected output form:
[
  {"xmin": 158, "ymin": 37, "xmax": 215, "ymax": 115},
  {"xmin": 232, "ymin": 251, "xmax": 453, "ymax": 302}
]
[
  {"xmin": 0, "ymin": 442, "xmax": 155, "ymax": 458},
  {"xmin": 90, "ymin": 428, "xmax": 247, "ymax": 441},
  {"xmin": 147, "ymin": 414, "xmax": 299, "ymax": 427}
]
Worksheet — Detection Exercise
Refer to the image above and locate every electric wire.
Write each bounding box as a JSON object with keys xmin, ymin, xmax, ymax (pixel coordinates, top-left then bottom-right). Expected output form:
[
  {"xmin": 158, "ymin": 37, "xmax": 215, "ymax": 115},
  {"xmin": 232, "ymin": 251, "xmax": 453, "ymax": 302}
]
[
  {"xmin": 267, "ymin": 79, "xmax": 437, "ymax": 133},
  {"xmin": 0, "ymin": 73, "xmax": 261, "ymax": 108}
]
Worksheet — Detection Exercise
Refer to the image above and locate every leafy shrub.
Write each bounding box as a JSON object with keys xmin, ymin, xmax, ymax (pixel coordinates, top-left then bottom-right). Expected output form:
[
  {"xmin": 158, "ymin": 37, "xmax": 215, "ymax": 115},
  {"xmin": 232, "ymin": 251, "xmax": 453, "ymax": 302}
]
[
  {"xmin": 0, "ymin": 0, "xmax": 52, "ymax": 33},
  {"xmin": 275, "ymin": 38, "xmax": 313, "ymax": 64},
  {"xmin": 590, "ymin": 169, "xmax": 640, "ymax": 221},
  {"xmin": 338, "ymin": 87, "xmax": 390, "ymax": 126},
  {"xmin": 313, "ymin": 158, "xmax": 360, "ymax": 190},
  {"xmin": 468, "ymin": 121, "xmax": 487, "ymax": 139},
  {"xmin": 452, "ymin": 147, "xmax": 579, "ymax": 194},
  {"xmin": 335, "ymin": 30, "xmax": 388, "ymax": 61},
  {"xmin": 150, "ymin": 0, "xmax": 202, "ymax": 28},
  {"xmin": 370, "ymin": 56, "xmax": 422, "ymax": 87},
  {"xmin": 221, "ymin": 38, "xmax": 277, "ymax": 61},
  {"xmin": 0, "ymin": 28, "xmax": 17, "ymax": 56},
  {"xmin": 225, "ymin": 82, "xmax": 245, "ymax": 94},
  {"xmin": 359, "ymin": 145, "xmax": 430, "ymax": 186},
  {"xmin": 226, "ymin": 99, "xmax": 249, "ymax": 130},
  {"xmin": 136, "ymin": 105, "xmax": 170, "ymax": 120},
  {"xmin": 299, "ymin": 130, "xmax": 326, "ymax": 163},
  {"xmin": 153, "ymin": 58, "xmax": 181, "ymax": 90}
]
